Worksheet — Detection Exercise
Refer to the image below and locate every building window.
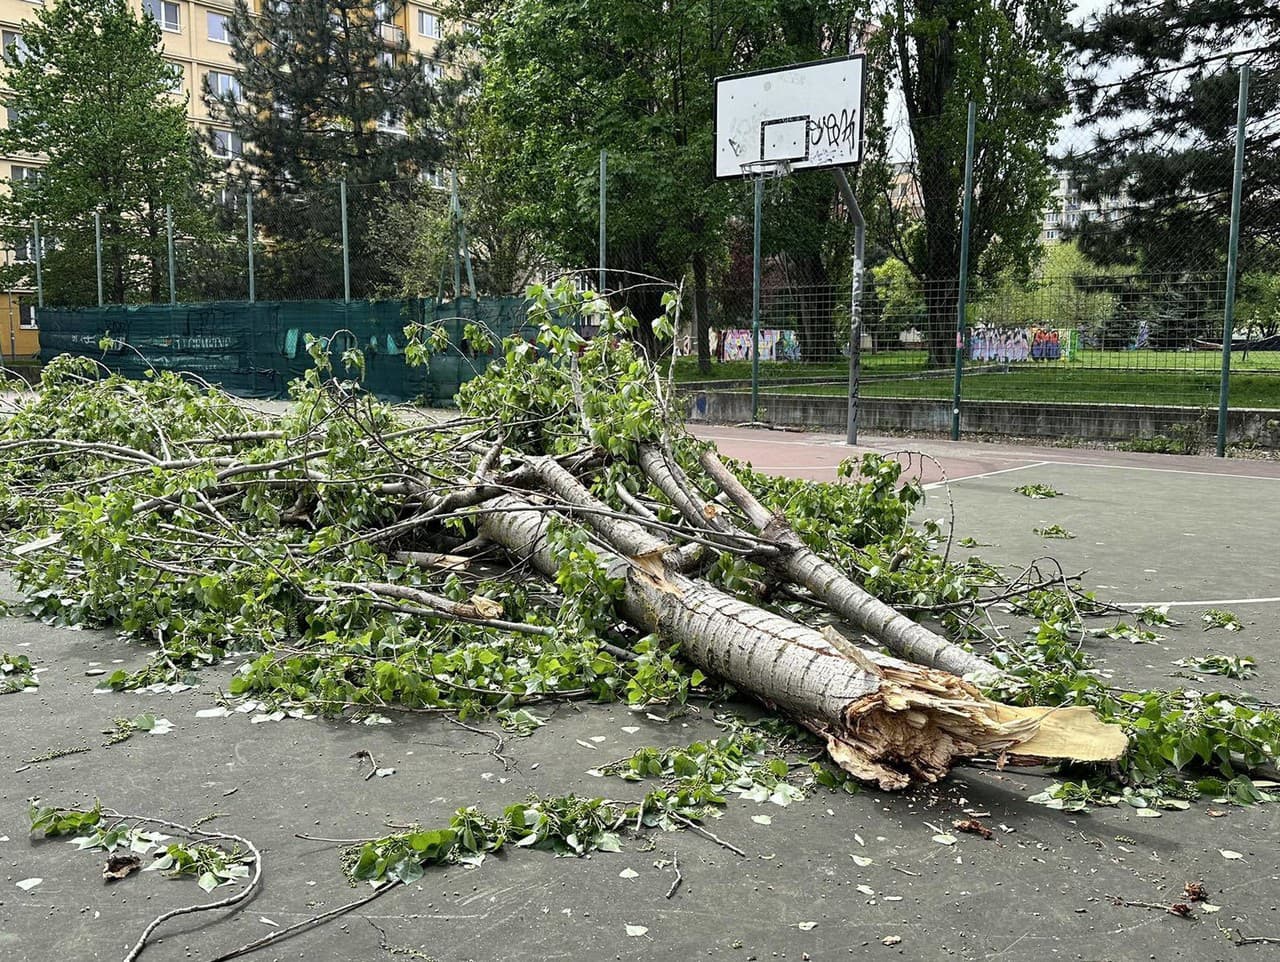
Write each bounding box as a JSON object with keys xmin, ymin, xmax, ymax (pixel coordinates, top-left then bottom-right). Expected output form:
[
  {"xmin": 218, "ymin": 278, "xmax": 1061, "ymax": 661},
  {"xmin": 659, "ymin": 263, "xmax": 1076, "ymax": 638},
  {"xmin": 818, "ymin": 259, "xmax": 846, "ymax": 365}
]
[
  {"xmin": 208, "ymin": 12, "xmax": 230, "ymax": 43},
  {"xmin": 210, "ymin": 129, "xmax": 243, "ymax": 158},
  {"xmin": 378, "ymin": 110, "xmax": 406, "ymax": 134},
  {"xmin": 1045, "ymin": 229, "xmax": 1058, "ymax": 240},
  {"xmin": 10, "ymin": 164, "xmax": 38, "ymax": 182},
  {"xmin": 375, "ymin": 0, "xmax": 392, "ymax": 19},
  {"xmin": 19, "ymin": 301, "xmax": 36, "ymax": 330},
  {"xmin": 207, "ymin": 70, "xmax": 241, "ymax": 101},
  {"xmin": 422, "ymin": 166, "xmax": 446, "ymax": 188},
  {"xmin": 11, "ymin": 235, "xmax": 32, "ymax": 263},
  {"xmin": 6, "ymin": 106, "xmax": 20, "ymax": 128},
  {"xmin": 418, "ymin": 10, "xmax": 443, "ymax": 38},
  {"xmin": 377, "ymin": 50, "xmax": 394, "ymax": 69},
  {"xmin": 423, "ymin": 59, "xmax": 441, "ymax": 81},
  {"xmin": 1046, "ymin": 211, "xmax": 1059, "ymax": 226},
  {"xmin": 2, "ymin": 30, "xmax": 28, "ymax": 62},
  {"xmin": 147, "ymin": 0, "xmax": 181, "ymax": 32},
  {"xmin": 165, "ymin": 61, "xmax": 185, "ymax": 92}
]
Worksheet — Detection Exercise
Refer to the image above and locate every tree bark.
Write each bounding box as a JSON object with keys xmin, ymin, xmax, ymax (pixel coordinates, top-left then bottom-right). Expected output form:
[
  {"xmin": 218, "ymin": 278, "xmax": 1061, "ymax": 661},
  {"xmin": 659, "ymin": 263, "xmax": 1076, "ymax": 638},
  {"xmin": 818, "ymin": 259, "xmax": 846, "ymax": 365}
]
[
  {"xmin": 692, "ymin": 250, "xmax": 711, "ymax": 374},
  {"xmin": 482, "ymin": 468, "xmax": 1125, "ymax": 789},
  {"xmin": 637, "ymin": 445, "xmax": 997, "ymax": 680}
]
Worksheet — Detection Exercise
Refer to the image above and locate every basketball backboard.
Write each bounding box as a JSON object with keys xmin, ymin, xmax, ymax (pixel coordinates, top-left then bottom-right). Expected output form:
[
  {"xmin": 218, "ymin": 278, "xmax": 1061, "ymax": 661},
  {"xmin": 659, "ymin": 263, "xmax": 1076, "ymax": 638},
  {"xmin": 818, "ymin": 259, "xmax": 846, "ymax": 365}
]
[{"xmin": 713, "ymin": 55, "xmax": 865, "ymax": 180}]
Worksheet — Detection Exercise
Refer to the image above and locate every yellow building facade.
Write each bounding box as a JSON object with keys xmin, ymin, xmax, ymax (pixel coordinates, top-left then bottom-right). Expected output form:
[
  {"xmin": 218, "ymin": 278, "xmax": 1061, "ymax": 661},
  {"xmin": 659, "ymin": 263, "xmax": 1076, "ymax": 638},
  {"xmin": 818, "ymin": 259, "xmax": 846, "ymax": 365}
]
[{"xmin": 0, "ymin": 0, "xmax": 452, "ymax": 359}]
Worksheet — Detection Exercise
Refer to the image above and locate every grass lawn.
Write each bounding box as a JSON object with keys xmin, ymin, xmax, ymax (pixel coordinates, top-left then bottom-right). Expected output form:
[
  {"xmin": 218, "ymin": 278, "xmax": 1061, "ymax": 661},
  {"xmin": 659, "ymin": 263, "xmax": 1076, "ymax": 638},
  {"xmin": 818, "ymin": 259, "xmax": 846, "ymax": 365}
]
[
  {"xmin": 766, "ymin": 370, "xmax": 1280, "ymax": 409},
  {"xmin": 674, "ymin": 350, "xmax": 1280, "ymax": 383}
]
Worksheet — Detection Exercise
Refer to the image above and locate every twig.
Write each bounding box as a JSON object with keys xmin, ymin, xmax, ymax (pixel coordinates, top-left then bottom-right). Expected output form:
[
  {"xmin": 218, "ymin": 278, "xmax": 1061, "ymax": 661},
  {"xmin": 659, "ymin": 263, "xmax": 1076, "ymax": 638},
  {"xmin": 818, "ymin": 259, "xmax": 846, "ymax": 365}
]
[
  {"xmin": 444, "ymin": 715, "xmax": 511, "ymax": 770},
  {"xmin": 1233, "ymin": 933, "xmax": 1280, "ymax": 946},
  {"xmin": 96, "ymin": 810, "xmax": 263, "ymax": 962},
  {"xmin": 668, "ymin": 812, "xmax": 746, "ymax": 857},
  {"xmin": 665, "ymin": 851, "xmax": 683, "ymax": 899},
  {"xmin": 890, "ymin": 865, "xmax": 921, "ymax": 877},
  {"xmin": 206, "ymin": 879, "xmax": 403, "ymax": 962},
  {"xmin": 1107, "ymin": 894, "xmax": 1197, "ymax": 920}
]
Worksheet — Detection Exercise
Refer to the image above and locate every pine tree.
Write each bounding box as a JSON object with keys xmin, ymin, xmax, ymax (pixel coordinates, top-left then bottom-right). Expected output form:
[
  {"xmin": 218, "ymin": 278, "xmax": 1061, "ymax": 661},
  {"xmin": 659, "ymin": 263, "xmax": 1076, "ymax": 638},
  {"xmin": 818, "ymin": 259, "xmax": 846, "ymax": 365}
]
[
  {"xmin": 1068, "ymin": 2, "xmax": 1279, "ymax": 273},
  {"xmin": 216, "ymin": 0, "xmax": 439, "ymax": 298},
  {"xmin": 0, "ymin": 0, "xmax": 203, "ymax": 305}
]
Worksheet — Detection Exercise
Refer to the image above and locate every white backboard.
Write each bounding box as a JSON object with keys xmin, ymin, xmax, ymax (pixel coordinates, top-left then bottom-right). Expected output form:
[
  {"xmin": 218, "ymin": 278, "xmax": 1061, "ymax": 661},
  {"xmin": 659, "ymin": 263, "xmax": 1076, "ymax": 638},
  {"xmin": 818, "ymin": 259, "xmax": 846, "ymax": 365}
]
[{"xmin": 714, "ymin": 56, "xmax": 865, "ymax": 180}]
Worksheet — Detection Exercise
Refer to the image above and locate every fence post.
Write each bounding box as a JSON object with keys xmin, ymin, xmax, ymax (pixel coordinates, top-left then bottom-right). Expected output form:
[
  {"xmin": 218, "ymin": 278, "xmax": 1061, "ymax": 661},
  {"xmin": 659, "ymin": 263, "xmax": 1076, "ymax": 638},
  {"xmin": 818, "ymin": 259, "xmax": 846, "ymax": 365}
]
[
  {"xmin": 165, "ymin": 204, "xmax": 177, "ymax": 305},
  {"xmin": 598, "ymin": 148, "xmax": 607, "ymax": 293},
  {"xmin": 750, "ymin": 173, "xmax": 763, "ymax": 424},
  {"xmin": 339, "ymin": 178, "xmax": 351, "ymax": 303},
  {"xmin": 246, "ymin": 191, "xmax": 256, "ymax": 303},
  {"xmin": 32, "ymin": 217, "xmax": 43, "ymax": 309},
  {"xmin": 1216, "ymin": 66, "xmax": 1250, "ymax": 458},
  {"xmin": 94, "ymin": 210, "xmax": 104, "ymax": 307},
  {"xmin": 833, "ymin": 169, "xmax": 865, "ymax": 446},
  {"xmin": 452, "ymin": 171, "xmax": 476, "ymax": 296},
  {"xmin": 951, "ymin": 100, "xmax": 977, "ymax": 442}
]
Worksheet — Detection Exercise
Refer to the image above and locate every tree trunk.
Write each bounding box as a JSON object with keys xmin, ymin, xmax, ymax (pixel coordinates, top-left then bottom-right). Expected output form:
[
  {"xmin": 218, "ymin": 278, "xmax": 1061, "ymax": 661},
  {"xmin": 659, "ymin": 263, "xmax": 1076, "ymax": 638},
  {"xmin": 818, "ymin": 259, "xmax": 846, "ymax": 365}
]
[
  {"xmin": 482, "ymin": 463, "xmax": 1126, "ymax": 789},
  {"xmin": 692, "ymin": 250, "xmax": 711, "ymax": 374},
  {"xmin": 638, "ymin": 445, "xmax": 995, "ymax": 680}
]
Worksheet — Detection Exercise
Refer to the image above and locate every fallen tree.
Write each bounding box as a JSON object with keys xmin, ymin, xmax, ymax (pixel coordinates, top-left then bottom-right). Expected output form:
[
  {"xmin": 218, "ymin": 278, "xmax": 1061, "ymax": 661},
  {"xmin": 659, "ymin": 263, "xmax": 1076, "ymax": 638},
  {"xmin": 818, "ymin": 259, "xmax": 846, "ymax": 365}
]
[{"xmin": 1, "ymin": 284, "xmax": 1210, "ymax": 792}]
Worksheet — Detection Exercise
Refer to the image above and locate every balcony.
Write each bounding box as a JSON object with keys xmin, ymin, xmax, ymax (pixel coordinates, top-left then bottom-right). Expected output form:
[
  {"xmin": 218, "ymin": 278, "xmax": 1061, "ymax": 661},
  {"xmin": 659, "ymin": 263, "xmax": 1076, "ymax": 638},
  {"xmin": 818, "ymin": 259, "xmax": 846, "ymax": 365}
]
[{"xmin": 378, "ymin": 21, "xmax": 404, "ymax": 44}]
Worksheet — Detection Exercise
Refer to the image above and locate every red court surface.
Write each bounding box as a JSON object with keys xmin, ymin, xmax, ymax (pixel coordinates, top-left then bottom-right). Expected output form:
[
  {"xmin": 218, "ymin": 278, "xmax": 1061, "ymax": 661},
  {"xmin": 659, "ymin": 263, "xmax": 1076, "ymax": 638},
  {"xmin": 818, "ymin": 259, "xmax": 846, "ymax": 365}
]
[{"xmin": 691, "ymin": 424, "xmax": 1280, "ymax": 487}]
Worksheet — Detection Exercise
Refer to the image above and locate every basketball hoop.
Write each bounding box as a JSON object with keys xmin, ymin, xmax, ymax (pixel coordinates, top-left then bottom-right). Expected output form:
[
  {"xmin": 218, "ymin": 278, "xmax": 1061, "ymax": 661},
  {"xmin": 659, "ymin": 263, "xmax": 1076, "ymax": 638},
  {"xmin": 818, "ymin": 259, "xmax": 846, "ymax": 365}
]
[{"xmin": 739, "ymin": 158, "xmax": 793, "ymax": 180}]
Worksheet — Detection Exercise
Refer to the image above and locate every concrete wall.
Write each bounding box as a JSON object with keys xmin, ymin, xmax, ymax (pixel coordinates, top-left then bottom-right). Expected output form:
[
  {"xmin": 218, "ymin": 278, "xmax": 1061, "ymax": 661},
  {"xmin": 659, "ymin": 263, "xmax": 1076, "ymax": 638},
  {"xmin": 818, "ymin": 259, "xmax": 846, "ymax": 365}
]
[{"xmin": 685, "ymin": 390, "xmax": 1280, "ymax": 450}]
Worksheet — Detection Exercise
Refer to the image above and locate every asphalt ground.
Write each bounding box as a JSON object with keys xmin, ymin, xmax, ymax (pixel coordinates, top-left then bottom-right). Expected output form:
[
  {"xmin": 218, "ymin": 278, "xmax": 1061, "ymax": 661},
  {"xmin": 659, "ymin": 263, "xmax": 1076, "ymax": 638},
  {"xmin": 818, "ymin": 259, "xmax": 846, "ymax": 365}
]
[{"xmin": 2, "ymin": 427, "xmax": 1279, "ymax": 962}]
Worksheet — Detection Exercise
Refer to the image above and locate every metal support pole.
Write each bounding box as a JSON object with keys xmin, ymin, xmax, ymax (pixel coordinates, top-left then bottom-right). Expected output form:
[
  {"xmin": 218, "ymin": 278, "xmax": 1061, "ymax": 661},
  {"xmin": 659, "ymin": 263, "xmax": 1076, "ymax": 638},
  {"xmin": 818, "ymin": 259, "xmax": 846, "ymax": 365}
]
[
  {"xmin": 165, "ymin": 204, "xmax": 176, "ymax": 305},
  {"xmin": 951, "ymin": 100, "xmax": 977, "ymax": 442},
  {"xmin": 750, "ymin": 174, "xmax": 763, "ymax": 424},
  {"xmin": 94, "ymin": 211, "xmax": 104, "ymax": 307},
  {"xmin": 246, "ymin": 192, "xmax": 256, "ymax": 303},
  {"xmin": 339, "ymin": 178, "xmax": 351, "ymax": 303},
  {"xmin": 32, "ymin": 217, "xmax": 43, "ymax": 309},
  {"xmin": 598, "ymin": 148, "xmax": 607, "ymax": 293},
  {"xmin": 1217, "ymin": 66, "xmax": 1250, "ymax": 458},
  {"xmin": 833, "ymin": 169, "xmax": 865, "ymax": 446},
  {"xmin": 450, "ymin": 171, "xmax": 462, "ymax": 298},
  {"xmin": 455, "ymin": 175, "xmax": 476, "ymax": 297}
]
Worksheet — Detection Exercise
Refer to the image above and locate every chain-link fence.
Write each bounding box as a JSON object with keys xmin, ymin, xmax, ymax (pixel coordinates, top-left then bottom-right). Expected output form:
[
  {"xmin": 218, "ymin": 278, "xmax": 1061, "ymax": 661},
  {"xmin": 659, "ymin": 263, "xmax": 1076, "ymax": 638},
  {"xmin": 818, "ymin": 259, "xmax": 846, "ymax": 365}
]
[
  {"xmin": 682, "ymin": 64, "xmax": 1280, "ymax": 450},
  {"xmin": 0, "ymin": 174, "xmax": 485, "ymax": 313}
]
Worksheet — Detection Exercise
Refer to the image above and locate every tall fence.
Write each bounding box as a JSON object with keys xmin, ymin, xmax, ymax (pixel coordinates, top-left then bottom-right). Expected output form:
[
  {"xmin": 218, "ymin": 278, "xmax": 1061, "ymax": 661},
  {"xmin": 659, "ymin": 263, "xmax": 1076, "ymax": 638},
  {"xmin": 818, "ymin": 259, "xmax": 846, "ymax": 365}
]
[
  {"xmin": 679, "ymin": 64, "xmax": 1280, "ymax": 452},
  {"xmin": 36, "ymin": 296, "xmax": 533, "ymax": 402}
]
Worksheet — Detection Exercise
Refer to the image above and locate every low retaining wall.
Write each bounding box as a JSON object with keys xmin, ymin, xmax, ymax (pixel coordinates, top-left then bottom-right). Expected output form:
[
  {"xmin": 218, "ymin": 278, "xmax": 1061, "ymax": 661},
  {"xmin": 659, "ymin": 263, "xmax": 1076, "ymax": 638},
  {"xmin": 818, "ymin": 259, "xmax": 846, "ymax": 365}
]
[{"xmin": 685, "ymin": 390, "xmax": 1280, "ymax": 449}]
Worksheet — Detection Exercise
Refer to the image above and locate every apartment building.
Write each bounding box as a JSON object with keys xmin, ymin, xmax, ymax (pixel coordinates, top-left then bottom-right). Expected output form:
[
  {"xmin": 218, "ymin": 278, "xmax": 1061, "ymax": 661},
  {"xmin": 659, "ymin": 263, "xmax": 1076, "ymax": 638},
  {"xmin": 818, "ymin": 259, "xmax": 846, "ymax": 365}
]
[
  {"xmin": 1041, "ymin": 171, "xmax": 1125, "ymax": 244},
  {"xmin": 0, "ymin": 0, "xmax": 452, "ymax": 359}
]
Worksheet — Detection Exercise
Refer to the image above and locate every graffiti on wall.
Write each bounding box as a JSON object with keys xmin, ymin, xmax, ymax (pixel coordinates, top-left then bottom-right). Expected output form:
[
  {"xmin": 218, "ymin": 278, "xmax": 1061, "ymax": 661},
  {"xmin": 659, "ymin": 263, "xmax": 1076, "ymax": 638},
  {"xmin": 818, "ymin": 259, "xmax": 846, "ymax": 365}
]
[
  {"xmin": 969, "ymin": 327, "xmax": 1075, "ymax": 363},
  {"xmin": 714, "ymin": 329, "xmax": 801, "ymax": 362}
]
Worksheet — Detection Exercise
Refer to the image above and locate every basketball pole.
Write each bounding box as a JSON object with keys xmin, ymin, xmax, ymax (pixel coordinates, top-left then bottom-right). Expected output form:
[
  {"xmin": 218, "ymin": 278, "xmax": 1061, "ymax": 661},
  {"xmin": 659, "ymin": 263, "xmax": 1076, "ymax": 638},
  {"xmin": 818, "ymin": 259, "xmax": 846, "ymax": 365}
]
[
  {"xmin": 751, "ymin": 172, "xmax": 763, "ymax": 424},
  {"xmin": 833, "ymin": 168, "xmax": 864, "ymax": 446}
]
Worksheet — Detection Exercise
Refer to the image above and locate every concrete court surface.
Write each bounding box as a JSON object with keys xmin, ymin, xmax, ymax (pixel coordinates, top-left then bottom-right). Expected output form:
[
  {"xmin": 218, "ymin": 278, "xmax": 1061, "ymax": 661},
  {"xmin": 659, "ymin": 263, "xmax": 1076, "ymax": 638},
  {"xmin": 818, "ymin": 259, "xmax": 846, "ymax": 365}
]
[{"xmin": 1, "ymin": 429, "xmax": 1279, "ymax": 962}]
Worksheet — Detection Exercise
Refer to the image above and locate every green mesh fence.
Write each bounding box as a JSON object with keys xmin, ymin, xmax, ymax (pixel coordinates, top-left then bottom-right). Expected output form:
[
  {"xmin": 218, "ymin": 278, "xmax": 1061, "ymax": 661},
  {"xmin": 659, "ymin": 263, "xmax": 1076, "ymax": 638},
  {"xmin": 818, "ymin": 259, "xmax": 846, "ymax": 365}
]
[{"xmin": 36, "ymin": 297, "xmax": 535, "ymax": 403}]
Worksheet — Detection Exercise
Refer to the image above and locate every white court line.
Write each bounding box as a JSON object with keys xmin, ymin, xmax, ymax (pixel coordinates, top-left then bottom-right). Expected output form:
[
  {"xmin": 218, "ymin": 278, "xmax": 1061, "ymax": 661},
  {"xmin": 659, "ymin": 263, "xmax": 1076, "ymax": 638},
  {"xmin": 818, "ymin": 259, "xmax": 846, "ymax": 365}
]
[
  {"xmin": 1113, "ymin": 596, "xmax": 1280, "ymax": 608},
  {"xmin": 923, "ymin": 462, "xmax": 1048, "ymax": 489},
  {"xmin": 1026, "ymin": 458, "xmax": 1280, "ymax": 483},
  {"xmin": 694, "ymin": 432, "xmax": 849, "ymax": 449}
]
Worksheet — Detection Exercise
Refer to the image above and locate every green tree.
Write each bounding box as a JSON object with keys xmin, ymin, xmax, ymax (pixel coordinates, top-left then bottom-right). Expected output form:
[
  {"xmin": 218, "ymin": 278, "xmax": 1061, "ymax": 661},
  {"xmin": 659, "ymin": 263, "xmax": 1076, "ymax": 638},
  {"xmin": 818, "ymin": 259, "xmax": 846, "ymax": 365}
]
[
  {"xmin": 216, "ymin": 0, "xmax": 440, "ymax": 298},
  {"xmin": 457, "ymin": 0, "xmax": 872, "ymax": 367},
  {"xmin": 878, "ymin": 0, "xmax": 1069, "ymax": 366},
  {"xmin": 1067, "ymin": 2, "xmax": 1277, "ymax": 273},
  {"xmin": 0, "ymin": 0, "xmax": 204, "ymax": 305}
]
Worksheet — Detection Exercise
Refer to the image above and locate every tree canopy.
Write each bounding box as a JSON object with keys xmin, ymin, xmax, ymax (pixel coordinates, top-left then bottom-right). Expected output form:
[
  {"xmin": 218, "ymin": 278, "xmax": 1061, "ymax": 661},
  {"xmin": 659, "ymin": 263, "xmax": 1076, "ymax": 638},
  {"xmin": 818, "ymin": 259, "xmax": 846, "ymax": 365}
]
[
  {"xmin": 878, "ymin": 0, "xmax": 1070, "ymax": 365},
  {"xmin": 1067, "ymin": 0, "xmax": 1279, "ymax": 272},
  {"xmin": 454, "ymin": 0, "xmax": 872, "ymax": 364},
  {"xmin": 0, "ymin": 0, "xmax": 204, "ymax": 304},
  {"xmin": 217, "ymin": 0, "xmax": 441, "ymax": 298}
]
